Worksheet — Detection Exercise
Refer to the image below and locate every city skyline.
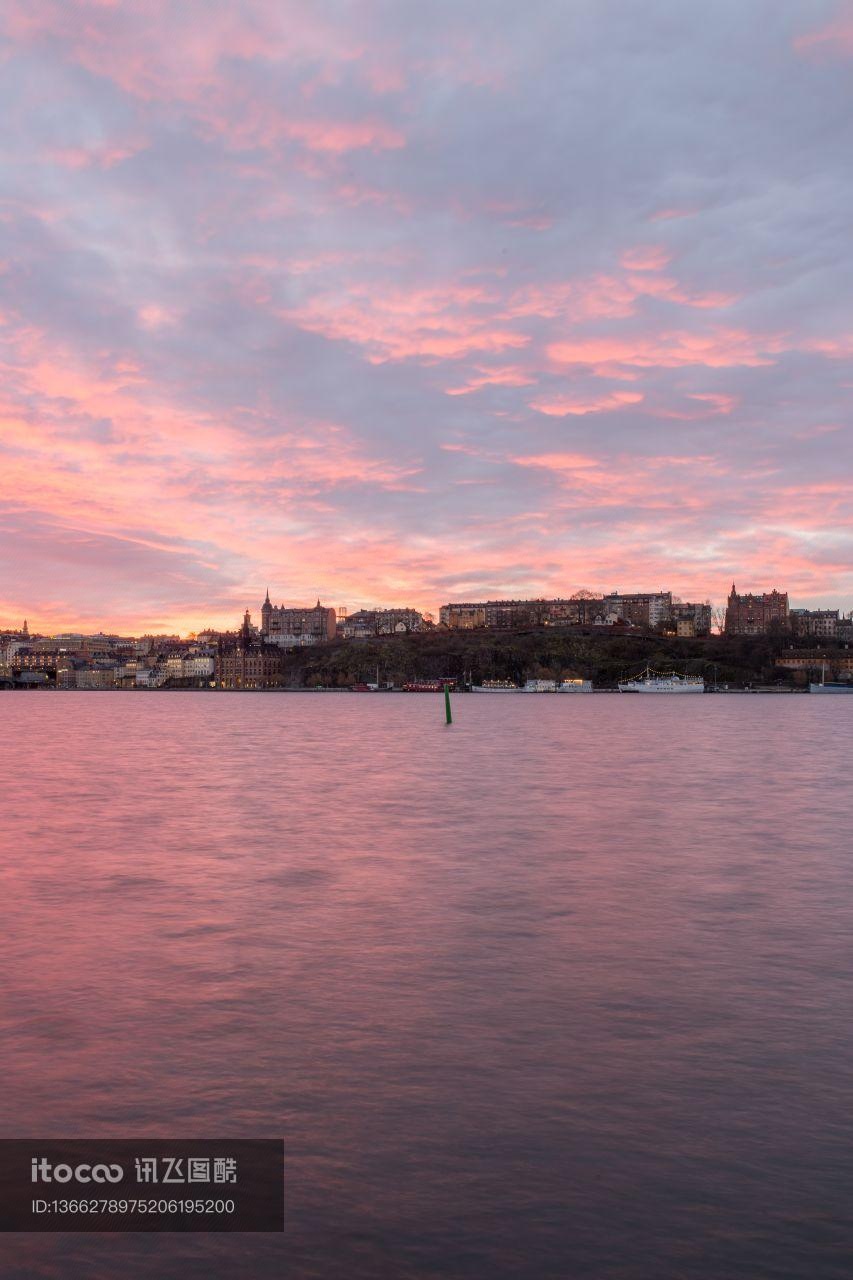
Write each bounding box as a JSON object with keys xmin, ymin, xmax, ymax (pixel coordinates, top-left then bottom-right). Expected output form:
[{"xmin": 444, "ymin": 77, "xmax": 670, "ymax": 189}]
[
  {"xmin": 3, "ymin": 580, "xmax": 851, "ymax": 641},
  {"xmin": 1, "ymin": 1, "xmax": 852, "ymax": 634}
]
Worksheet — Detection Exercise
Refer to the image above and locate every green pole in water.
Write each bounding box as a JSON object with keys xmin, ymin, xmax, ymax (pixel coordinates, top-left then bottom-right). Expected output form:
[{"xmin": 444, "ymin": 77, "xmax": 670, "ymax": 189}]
[{"xmin": 444, "ymin": 682, "xmax": 452, "ymax": 724}]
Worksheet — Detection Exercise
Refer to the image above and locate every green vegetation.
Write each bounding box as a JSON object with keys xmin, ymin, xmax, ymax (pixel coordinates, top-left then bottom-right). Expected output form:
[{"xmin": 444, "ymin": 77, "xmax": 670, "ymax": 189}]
[{"xmin": 281, "ymin": 627, "xmax": 828, "ymax": 689}]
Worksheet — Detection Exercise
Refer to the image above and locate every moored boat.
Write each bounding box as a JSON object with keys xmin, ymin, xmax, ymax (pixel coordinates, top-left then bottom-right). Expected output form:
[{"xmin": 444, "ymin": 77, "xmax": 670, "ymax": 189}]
[
  {"xmin": 472, "ymin": 677, "xmax": 595, "ymax": 693},
  {"xmin": 618, "ymin": 667, "xmax": 704, "ymax": 694},
  {"xmin": 471, "ymin": 679, "xmax": 523, "ymax": 692},
  {"xmin": 809, "ymin": 663, "xmax": 853, "ymax": 693},
  {"xmin": 403, "ymin": 680, "xmax": 456, "ymax": 692}
]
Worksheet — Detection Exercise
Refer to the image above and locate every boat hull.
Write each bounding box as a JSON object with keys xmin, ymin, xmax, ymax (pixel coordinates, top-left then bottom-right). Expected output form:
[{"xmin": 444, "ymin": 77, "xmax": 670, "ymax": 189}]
[
  {"xmin": 471, "ymin": 686, "xmax": 525, "ymax": 693},
  {"xmin": 618, "ymin": 681, "xmax": 704, "ymax": 693}
]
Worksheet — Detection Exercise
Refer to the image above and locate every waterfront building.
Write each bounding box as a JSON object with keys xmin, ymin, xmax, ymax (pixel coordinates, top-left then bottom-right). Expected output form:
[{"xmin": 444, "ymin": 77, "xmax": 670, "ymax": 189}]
[
  {"xmin": 115, "ymin": 661, "xmax": 141, "ymax": 688},
  {"xmin": 775, "ymin": 650, "xmax": 853, "ymax": 681},
  {"xmin": 216, "ymin": 613, "xmax": 287, "ymax": 688},
  {"xmin": 76, "ymin": 666, "xmax": 119, "ymax": 690},
  {"xmin": 163, "ymin": 655, "xmax": 215, "ymax": 683},
  {"xmin": 260, "ymin": 591, "xmax": 337, "ymax": 646},
  {"xmin": 724, "ymin": 584, "xmax": 789, "ymax": 634},
  {"xmin": 135, "ymin": 665, "xmax": 168, "ymax": 689},
  {"xmin": 11, "ymin": 649, "xmax": 60, "ymax": 672}
]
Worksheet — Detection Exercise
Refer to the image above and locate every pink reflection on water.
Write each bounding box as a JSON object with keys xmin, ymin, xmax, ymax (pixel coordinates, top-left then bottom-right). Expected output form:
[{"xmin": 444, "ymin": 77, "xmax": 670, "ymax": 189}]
[{"xmin": 1, "ymin": 692, "xmax": 853, "ymax": 1278}]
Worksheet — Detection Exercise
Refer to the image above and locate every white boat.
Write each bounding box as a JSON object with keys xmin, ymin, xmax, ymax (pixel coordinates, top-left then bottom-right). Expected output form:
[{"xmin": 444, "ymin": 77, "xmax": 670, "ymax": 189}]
[
  {"xmin": 472, "ymin": 679, "xmax": 550, "ymax": 692},
  {"xmin": 471, "ymin": 680, "xmax": 523, "ymax": 693},
  {"xmin": 809, "ymin": 663, "xmax": 853, "ymax": 693},
  {"xmin": 472, "ymin": 677, "xmax": 594, "ymax": 693},
  {"xmin": 618, "ymin": 667, "xmax": 704, "ymax": 694}
]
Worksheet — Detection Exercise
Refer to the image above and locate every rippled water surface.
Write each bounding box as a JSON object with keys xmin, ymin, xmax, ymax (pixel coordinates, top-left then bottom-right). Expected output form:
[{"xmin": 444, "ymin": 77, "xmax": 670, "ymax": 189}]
[{"xmin": 2, "ymin": 691, "xmax": 852, "ymax": 1279}]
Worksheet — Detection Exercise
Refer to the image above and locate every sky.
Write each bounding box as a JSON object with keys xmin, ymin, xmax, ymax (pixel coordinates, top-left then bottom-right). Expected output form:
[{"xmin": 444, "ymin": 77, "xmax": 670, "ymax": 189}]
[{"xmin": 1, "ymin": 0, "xmax": 852, "ymax": 634}]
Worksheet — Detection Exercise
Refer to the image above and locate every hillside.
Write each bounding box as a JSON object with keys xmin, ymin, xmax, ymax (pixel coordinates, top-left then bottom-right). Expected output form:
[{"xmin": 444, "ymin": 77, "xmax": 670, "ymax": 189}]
[{"xmin": 280, "ymin": 627, "xmax": 824, "ymax": 689}]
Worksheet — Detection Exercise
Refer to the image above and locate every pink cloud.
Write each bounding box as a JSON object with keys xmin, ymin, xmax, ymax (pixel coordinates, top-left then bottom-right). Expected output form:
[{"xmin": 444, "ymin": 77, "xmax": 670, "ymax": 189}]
[
  {"xmin": 620, "ymin": 245, "xmax": 672, "ymax": 271},
  {"xmin": 648, "ymin": 207, "xmax": 700, "ymax": 222},
  {"xmin": 137, "ymin": 304, "xmax": 181, "ymax": 330},
  {"xmin": 48, "ymin": 138, "xmax": 147, "ymax": 169},
  {"xmin": 687, "ymin": 392, "xmax": 737, "ymax": 413},
  {"xmin": 505, "ymin": 214, "xmax": 553, "ymax": 231},
  {"xmin": 548, "ymin": 328, "xmax": 789, "ymax": 373},
  {"xmin": 793, "ymin": 7, "xmax": 853, "ymax": 58},
  {"xmin": 500, "ymin": 261, "xmax": 735, "ymax": 325},
  {"xmin": 804, "ymin": 335, "xmax": 853, "ymax": 358},
  {"xmin": 656, "ymin": 392, "xmax": 738, "ymax": 420},
  {"xmin": 501, "ymin": 276, "xmax": 639, "ymax": 321},
  {"xmin": 5, "ymin": 1, "xmax": 406, "ymax": 164},
  {"xmin": 204, "ymin": 105, "xmax": 405, "ymax": 156},
  {"xmin": 444, "ymin": 364, "xmax": 536, "ymax": 395},
  {"xmin": 625, "ymin": 274, "xmax": 738, "ymax": 309},
  {"xmin": 529, "ymin": 390, "xmax": 644, "ymax": 417},
  {"xmin": 279, "ymin": 281, "xmax": 530, "ymax": 363}
]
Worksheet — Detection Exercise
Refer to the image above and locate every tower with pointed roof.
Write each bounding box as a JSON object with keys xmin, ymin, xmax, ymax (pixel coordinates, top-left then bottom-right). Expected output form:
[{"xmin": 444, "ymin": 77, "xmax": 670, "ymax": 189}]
[
  {"xmin": 259, "ymin": 592, "xmax": 337, "ymax": 645},
  {"xmin": 724, "ymin": 583, "xmax": 789, "ymax": 634}
]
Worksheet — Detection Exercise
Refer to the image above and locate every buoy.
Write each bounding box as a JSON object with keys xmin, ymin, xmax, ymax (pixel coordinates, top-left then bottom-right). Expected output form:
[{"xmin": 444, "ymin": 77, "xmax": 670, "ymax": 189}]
[{"xmin": 444, "ymin": 682, "xmax": 453, "ymax": 724}]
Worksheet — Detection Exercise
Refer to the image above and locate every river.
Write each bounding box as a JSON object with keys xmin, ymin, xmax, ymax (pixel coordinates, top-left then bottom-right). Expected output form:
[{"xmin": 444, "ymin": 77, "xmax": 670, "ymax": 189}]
[{"xmin": 1, "ymin": 692, "xmax": 852, "ymax": 1278}]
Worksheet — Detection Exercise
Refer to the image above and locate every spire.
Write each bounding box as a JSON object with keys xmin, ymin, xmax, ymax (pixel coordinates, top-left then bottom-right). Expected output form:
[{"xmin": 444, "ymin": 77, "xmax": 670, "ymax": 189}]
[{"xmin": 264, "ymin": 587, "xmax": 271, "ymax": 605}]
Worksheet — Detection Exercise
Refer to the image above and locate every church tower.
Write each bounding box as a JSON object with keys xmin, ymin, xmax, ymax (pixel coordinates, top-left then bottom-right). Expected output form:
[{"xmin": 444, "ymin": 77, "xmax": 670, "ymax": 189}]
[{"xmin": 261, "ymin": 588, "xmax": 272, "ymax": 637}]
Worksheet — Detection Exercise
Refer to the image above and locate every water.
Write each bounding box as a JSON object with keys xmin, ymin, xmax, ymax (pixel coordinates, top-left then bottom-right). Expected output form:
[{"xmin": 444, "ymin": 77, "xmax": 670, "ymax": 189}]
[{"xmin": 1, "ymin": 691, "xmax": 852, "ymax": 1278}]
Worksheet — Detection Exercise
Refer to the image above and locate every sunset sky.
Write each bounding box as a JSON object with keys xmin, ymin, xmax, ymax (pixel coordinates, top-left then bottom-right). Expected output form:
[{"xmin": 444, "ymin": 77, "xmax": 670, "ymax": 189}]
[{"xmin": 1, "ymin": 0, "xmax": 852, "ymax": 634}]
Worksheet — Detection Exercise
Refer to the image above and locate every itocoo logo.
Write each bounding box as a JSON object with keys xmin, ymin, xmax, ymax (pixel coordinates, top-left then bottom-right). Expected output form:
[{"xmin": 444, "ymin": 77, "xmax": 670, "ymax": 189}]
[{"xmin": 32, "ymin": 1158, "xmax": 123, "ymax": 1184}]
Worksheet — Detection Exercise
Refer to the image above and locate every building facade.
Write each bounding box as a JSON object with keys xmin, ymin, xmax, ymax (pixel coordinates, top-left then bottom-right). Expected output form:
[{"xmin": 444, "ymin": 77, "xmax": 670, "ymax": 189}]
[
  {"xmin": 602, "ymin": 592, "xmax": 672, "ymax": 629},
  {"xmin": 724, "ymin": 584, "xmax": 789, "ymax": 634},
  {"xmin": 439, "ymin": 603, "xmax": 487, "ymax": 629},
  {"xmin": 440, "ymin": 598, "xmax": 610, "ymax": 629},
  {"xmin": 670, "ymin": 601, "xmax": 713, "ymax": 636},
  {"xmin": 216, "ymin": 613, "xmax": 287, "ymax": 688},
  {"xmin": 260, "ymin": 591, "xmax": 337, "ymax": 646},
  {"xmin": 789, "ymin": 609, "xmax": 839, "ymax": 639},
  {"xmin": 775, "ymin": 650, "xmax": 853, "ymax": 680},
  {"xmin": 339, "ymin": 608, "xmax": 425, "ymax": 638}
]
